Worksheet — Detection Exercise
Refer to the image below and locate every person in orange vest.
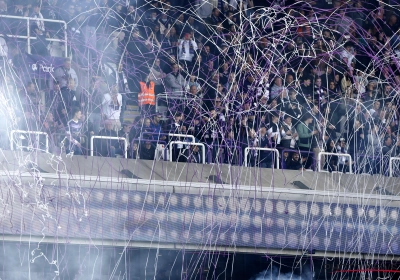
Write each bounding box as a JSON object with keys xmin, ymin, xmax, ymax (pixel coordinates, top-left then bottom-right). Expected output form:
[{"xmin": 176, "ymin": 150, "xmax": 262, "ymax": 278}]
[{"xmin": 138, "ymin": 78, "xmax": 156, "ymax": 115}]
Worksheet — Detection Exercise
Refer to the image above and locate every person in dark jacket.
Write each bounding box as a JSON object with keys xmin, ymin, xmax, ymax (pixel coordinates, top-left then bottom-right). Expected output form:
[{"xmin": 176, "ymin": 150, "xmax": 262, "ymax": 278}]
[
  {"xmin": 288, "ymin": 152, "xmax": 306, "ymax": 171},
  {"xmin": 95, "ymin": 120, "xmax": 122, "ymax": 157},
  {"xmin": 140, "ymin": 140, "xmax": 156, "ymax": 160}
]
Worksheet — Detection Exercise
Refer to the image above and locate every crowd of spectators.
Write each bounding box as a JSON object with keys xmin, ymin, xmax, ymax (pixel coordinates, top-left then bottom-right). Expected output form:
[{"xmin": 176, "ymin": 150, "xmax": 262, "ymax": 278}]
[{"xmin": 1, "ymin": 0, "xmax": 400, "ymax": 175}]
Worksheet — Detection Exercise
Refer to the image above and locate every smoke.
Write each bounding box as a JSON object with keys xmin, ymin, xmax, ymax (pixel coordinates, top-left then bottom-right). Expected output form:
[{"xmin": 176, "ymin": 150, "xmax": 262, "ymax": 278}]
[{"xmin": 250, "ymin": 266, "xmax": 314, "ymax": 280}]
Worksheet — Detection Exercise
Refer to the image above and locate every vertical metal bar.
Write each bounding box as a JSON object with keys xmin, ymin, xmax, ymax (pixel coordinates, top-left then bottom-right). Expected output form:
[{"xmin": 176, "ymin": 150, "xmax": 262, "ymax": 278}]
[
  {"xmin": 90, "ymin": 136, "xmax": 94, "ymax": 156},
  {"xmin": 27, "ymin": 19, "xmax": 31, "ymax": 54},
  {"xmin": 64, "ymin": 22, "xmax": 68, "ymax": 57},
  {"xmin": 124, "ymin": 139, "xmax": 127, "ymax": 158},
  {"xmin": 10, "ymin": 130, "xmax": 15, "ymax": 151},
  {"xmin": 45, "ymin": 133, "xmax": 49, "ymax": 153}
]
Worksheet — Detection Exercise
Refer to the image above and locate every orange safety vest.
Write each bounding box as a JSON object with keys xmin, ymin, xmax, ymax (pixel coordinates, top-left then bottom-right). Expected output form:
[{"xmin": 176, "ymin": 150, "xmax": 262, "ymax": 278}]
[{"xmin": 138, "ymin": 81, "xmax": 156, "ymax": 106}]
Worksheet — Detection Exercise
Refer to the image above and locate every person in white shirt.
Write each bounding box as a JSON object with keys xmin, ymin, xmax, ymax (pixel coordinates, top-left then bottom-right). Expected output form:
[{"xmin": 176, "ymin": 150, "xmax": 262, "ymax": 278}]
[
  {"xmin": 178, "ymin": 33, "xmax": 198, "ymax": 67},
  {"xmin": 32, "ymin": 3, "xmax": 45, "ymax": 32},
  {"xmin": 280, "ymin": 115, "xmax": 299, "ymax": 149},
  {"xmin": 268, "ymin": 112, "xmax": 281, "ymax": 147},
  {"xmin": 102, "ymin": 84, "xmax": 122, "ymax": 131}
]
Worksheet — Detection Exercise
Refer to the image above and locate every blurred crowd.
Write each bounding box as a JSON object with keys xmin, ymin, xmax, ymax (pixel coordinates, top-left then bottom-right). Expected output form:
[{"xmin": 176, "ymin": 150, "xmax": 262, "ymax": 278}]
[{"xmin": 0, "ymin": 0, "xmax": 400, "ymax": 174}]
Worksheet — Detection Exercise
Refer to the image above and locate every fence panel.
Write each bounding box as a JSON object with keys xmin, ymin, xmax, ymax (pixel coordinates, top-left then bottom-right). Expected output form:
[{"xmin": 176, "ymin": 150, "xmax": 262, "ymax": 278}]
[{"xmin": 244, "ymin": 147, "xmax": 280, "ymax": 168}]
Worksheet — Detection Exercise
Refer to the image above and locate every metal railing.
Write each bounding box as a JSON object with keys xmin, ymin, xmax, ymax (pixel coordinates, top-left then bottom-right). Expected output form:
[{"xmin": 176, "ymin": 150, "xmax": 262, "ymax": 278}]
[
  {"xmin": 10, "ymin": 130, "xmax": 49, "ymax": 153},
  {"xmin": 131, "ymin": 138, "xmax": 167, "ymax": 160},
  {"xmin": 140, "ymin": 132, "xmax": 196, "ymax": 143},
  {"xmin": 169, "ymin": 141, "xmax": 205, "ymax": 164},
  {"xmin": 206, "ymin": 144, "xmax": 242, "ymax": 165},
  {"xmin": 0, "ymin": 15, "xmax": 68, "ymax": 57},
  {"xmin": 389, "ymin": 157, "xmax": 400, "ymax": 177},
  {"xmin": 318, "ymin": 152, "xmax": 353, "ymax": 173},
  {"xmin": 244, "ymin": 147, "xmax": 280, "ymax": 168},
  {"xmin": 53, "ymin": 133, "xmax": 88, "ymax": 154},
  {"xmin": 91, "ymin": 136, "xmax": 128, "ymax": 158}
]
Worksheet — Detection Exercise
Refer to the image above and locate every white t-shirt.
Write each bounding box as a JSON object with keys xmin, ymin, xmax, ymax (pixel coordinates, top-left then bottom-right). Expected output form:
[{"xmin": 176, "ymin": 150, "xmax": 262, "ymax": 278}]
[
  {"xmin": 102, "ymin": 93, "xmax": 122, "ymax": 120},
  {"xmin": 178, "ymin": 39, "xmax": 198, "ymax": 62}
]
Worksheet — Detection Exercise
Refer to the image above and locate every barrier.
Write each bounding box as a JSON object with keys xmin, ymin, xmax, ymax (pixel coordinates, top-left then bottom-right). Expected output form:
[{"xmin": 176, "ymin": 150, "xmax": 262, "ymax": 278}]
[
  {"xmin": 206, "ymin": 144, "xmax": 242, "ymax": 165},
  {"xmin": 91, "ymin": 136, "xmax": 128, "ymax": 158},
  {"xmin": 389, "ymin": 157, "xmax": 400, "ymax": 177},
  {"xmin": 0, "ymin": 15, "xmax": 68, "ymax": 57},
  {"xmin": 280, "ymin": 149, "xmax": 315, "ymax": 169},
  {"xmin": 53, "ymin": 133, "xmax": 88, "ymax": 153},
  {"xmin": 169, "ymin": 141, "xmax": 205, "ymax": 164},
  {"xmin": 10, "ymin": 130, "xmax": 49, "ymax": 153},
  {"xmin": 244, "ymin": 147, "xmax": 280, "ymax": 168},
  {"xmin": 131, "ymin": 138, "xmax": 167, "ymax": 160},
  {"xmin": 140, "ymin": 132, "xmax": 196, "ymax": 143},
  {"xmin": 318, "ymin": 152, "xmax": 353, "ymax": 173}
]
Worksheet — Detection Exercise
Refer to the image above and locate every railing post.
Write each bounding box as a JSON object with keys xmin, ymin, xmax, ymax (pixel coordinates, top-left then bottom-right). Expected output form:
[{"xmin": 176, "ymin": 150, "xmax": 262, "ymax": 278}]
[
  {"xmin": 27, "ymin": 18, "xmax": 31, "ymax": 54},
  {"xmin": 64, "ymin": 22, "xmax": 68, "ymax": 57}
]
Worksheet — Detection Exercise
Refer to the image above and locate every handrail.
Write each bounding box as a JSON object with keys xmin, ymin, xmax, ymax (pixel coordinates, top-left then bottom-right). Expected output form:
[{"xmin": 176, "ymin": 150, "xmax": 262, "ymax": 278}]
[
  {"xmin": 169, "ymin": 141, "xmax": 205, "ymax": 164},
  {"xmin": 0, "ymin": 14, "xmax": 68, "ymax": 57},
  {"xmin": 244, "ymin": 147, "xmax": 280, "ymax": 168},
  {"xmin": 91, "ymin": 136, "xmax": 128, "ymax": 158},
  {"xmin": 389, "ymin": 157, "xmax": 400, "ymax": 177},
  {"xmin": 10, "ymin": 130, "xmax": 49, "ymax": 153},
  {"xmin": 318, "ymin": 152, "xmax": 353, "ymax": 173},
  {"xmin": 168, "ymin": 133, "xmax": 195, "ymax": 143},
  {"xmin": 140, "ymin": 132, "xmax": 195, "ymax": 143}
]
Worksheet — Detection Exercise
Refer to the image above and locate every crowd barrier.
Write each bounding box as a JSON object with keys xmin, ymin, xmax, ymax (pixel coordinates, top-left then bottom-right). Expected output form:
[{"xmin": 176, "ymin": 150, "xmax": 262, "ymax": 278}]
[
  {"xmin": 244, "ymin": 147, "xmax": 280, "ymax": 168},
  {"xmin": 0, "ymin": 15, "xmax": 68, "ymax": 57},
  {"xmin": 206, "ymin": 144, "xmax": 242, "ymax": 165},
  {"xmin": 131, "ymin": 138, "xmax": 168, "ymax": 160},
  {"xmin": 90, "ymin": 136, "xmax": 128, "ymax": 158},
  {"xmin": 53, "ymin": 133, "xmax": 88, "ymax": 153},
  {"xmin": 10, "ymin": 130, "xmax": 49, "ymax": 153},
  {"xmin": 318, "ymin": 152, "xmax": 353, "ymax": 174},
  {"xmin": 140, "ymin": 132, "xmax": 196, "ymax": 143},
  {"xmin": 389, "ymin": 157, "xmax": 400, "ymax": 177},
  {"xmin": 169, "ymin": 141, "xmax": 206, "ymax": 164}
]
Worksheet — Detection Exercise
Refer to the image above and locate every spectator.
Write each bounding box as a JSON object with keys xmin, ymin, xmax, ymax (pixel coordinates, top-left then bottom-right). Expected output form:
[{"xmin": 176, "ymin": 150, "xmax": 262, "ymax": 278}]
[
  {"xmin": 188, "ymin": 144, "xmax": 202, "ymax": 163},
  {"xmin": 148, "ymin": 58, "xmax": 166, "ymax": 95},
  {"xmin": 165, "ymin": 63, "xmax": 185, "ymax": 93},
  {"xmin": 102, "ymin": 84, "xmax": 123, "ymax": 131},
  {"xmin": 32, "ymin": 3, "xmax": 45, "ymax": 32},
  {"xmin": 95, "ymin": 120, "xmax": 121, "ymax": 157},
  {"xmin": 288, "ymin": 152, "xmax": 306, "ymax": 171},
  {"xmin": 140, "ymin": 140, "xmax": 156, "ymax": 160},
  {"xmin": 336, "ymin": 138, "xmax": 350, "ymax": 173},
  {"xmin": 177, "ymin": 32, "xmax": 198, "ymax": 69},
  {"xmin": 54, "ymin": 58, "xmax": 79, "ymax": 90},
  {"xmin": 66, "ymin": 107, "xmax": 83, "ymax": 155},
  {"xmin": 280, "ymin": 115, "xmax": 299, "ymax": 149},
  {"xmin": 297, "ymin": 114, "xmax": 318, "ymax": 151},
  {"xmin": 30, "ymin": 26, "xmax": 49, "ymax": 56}
]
